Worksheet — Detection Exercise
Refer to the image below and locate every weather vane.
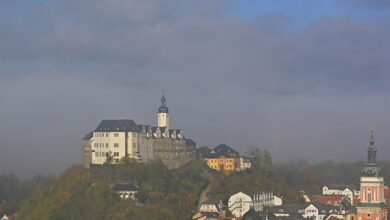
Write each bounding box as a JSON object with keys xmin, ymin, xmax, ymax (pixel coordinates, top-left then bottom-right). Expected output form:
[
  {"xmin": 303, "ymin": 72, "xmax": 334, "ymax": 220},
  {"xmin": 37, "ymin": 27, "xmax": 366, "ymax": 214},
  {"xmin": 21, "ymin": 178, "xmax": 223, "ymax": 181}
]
[{"xmin": 369, "ymin": 126, "xmax": 375, "ymax": 134}]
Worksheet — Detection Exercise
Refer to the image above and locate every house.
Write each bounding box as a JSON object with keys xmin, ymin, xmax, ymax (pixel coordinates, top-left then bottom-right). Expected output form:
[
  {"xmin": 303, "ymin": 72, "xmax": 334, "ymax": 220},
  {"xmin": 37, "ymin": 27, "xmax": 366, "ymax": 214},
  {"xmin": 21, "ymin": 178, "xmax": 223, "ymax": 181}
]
[
  {"xmin": 228, "ymin": 192, "xmax": 253, "ymax": 217},
  {"xmin": 206, "ymin": 152, "xmax": 238, "ymax": 172},
  {"xmin": 205, "ymin": 144, "xmax": 252, "ymax": 172},
  {"xmin": 269, "ymin": 203, "xmax": 339, "ymax": 220},
  {"xmin": 199, "ymin": 200, "xmax": 222, "ymax": 213},
  {"xmin": 112, "ymin": 183, "xmax": 138, "ymax": 200},
  {"xmin": 193, "ymin": 200, "xmax": 224, "ymax": 220},
  {"xmin": 311, "ymin": 195, "xmax": 343, "ymax": 206},
  {"xmin": 322, "ymin": 186, "xmax": 358, "ymax": 202},
  {"xmin": 311, "ymin": 195, "xmax": 355, "ymax": 217},
  {"xmin": 239, "ymin": 157, "xmax": 252, "ymax": 170},
  {"xmin": 251, "ymin": 191, "xmax": 282, "ymax": 212},
  {"xmin": 0, "ymin": 213, "xmax": 8, "ymax": 220}
]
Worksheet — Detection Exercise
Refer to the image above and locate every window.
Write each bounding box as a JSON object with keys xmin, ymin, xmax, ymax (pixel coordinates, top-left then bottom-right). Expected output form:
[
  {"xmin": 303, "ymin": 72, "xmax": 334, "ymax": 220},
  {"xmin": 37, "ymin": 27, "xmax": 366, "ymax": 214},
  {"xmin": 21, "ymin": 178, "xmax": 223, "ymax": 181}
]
[
  {"xmin": 95, "ymin": 152, "xmax": 99, "ymax": 157},
  {"xmin": 114, "ymin": 152, "xmax": 119, "ymax": 157},
  {"xmin": 368, "ymin": 193, "xmax": 372, "ymax": 203},
  {"xmin": 114, "ymin": 143, "xmax": 119, "ymax": 147},
  {"xmin": 106, "ymin": 133, "xmax": 108, "ymax": 137},
  {"xmin": 114, "ymin": 133, "xmax": 119, "ymax": 137},
  {"xmin": 106, "ymin": 143, "xmax": 109, "ymax": 148}
]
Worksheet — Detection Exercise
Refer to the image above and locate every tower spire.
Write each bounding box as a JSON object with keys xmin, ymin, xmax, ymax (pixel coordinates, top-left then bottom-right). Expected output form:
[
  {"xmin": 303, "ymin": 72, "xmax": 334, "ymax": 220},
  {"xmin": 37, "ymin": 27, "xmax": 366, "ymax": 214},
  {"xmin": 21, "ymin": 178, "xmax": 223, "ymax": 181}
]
[
  {"xmin": 157, "ymin": 92, "xmax": 169, "ymax": 128},
  {"xmin": 369, "ymin": 126, "xmax": 375, "ymax": 146},
  {"xmin": 367, "ymin": 126, "xmax": 377, "ymax": 163},
  {"xmin": 159, "ymin": 92, "xmax": 168, "ymax": 112},
  {"xmin": 362, "ymin": 126, "xmax": 382, "ymax": 177}
]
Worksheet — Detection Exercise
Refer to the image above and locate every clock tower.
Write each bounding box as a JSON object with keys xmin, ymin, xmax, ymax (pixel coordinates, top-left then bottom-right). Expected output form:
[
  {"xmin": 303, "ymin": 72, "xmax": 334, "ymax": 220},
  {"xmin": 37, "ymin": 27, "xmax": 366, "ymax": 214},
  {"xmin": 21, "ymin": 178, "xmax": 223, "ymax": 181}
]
[
  {"xmin": 157, "ymin": 94, "xmax": 169, "ymax": 128},
  {"xmin": 356, "ymin": 127, "xmax": 388, "ymax": 220}
]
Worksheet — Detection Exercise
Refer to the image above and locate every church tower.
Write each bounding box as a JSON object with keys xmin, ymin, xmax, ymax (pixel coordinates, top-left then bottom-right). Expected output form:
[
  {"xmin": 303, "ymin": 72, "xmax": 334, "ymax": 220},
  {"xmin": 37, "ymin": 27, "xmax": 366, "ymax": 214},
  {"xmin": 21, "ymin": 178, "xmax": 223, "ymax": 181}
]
[
  {"xmin": 157, "ymin": 94, "xmax": 169, "ymax": 128},
  {"xmin": 356, "ymin": 127, "xmax": 388, "ymax": 220}
]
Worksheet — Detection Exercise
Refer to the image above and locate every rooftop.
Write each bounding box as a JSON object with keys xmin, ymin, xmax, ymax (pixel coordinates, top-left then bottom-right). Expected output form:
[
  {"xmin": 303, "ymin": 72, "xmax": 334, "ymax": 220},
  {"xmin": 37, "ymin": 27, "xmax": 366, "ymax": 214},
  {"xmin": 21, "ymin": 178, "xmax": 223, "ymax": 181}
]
[{"xmin": 112, "ymin": 183, "xmax": 138, "ymax": 192}]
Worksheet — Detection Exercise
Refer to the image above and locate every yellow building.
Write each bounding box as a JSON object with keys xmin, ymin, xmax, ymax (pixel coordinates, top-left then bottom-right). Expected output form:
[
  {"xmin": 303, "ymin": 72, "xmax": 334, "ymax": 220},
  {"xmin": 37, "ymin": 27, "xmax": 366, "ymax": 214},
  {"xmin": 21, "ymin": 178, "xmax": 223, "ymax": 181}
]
[
  {"xmin": 206, "ymin": 155, "xmax": 238, "ymax": 172},
  {"xmin": 206, "ymin": 144, "xmax": 241, "ymax": 171}
]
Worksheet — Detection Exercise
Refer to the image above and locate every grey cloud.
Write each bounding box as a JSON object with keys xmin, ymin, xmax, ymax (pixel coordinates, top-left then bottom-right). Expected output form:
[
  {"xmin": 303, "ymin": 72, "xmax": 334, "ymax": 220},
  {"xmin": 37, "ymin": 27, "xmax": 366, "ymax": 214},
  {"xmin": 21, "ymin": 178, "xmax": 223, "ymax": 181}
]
[{"xmin": 1, "ymin": 1, "xmax": 390, "ymax": 177}]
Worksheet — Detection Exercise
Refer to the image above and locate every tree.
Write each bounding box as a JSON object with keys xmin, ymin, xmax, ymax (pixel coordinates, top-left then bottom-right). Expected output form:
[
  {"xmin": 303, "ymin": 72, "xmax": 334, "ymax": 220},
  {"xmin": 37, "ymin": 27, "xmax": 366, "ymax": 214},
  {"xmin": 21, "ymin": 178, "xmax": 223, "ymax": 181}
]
[
  {"xmin": 248, "ymin": 147, "xmax": 272, "ymax": 171},
  {"xmin": 197, "ymin": 146, "xmax": 211, "ymax": 158},
  {"xmin": 104, "ymin": 151, "xmax": 113, "ymax": 165}
]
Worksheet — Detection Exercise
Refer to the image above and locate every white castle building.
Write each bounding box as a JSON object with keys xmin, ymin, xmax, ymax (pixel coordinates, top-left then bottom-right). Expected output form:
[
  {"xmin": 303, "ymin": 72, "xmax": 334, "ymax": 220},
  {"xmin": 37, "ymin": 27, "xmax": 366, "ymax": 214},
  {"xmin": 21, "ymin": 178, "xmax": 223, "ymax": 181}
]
[{"xmin": 83, "ymin": 95, "xmax": 196, "ymax": 169}]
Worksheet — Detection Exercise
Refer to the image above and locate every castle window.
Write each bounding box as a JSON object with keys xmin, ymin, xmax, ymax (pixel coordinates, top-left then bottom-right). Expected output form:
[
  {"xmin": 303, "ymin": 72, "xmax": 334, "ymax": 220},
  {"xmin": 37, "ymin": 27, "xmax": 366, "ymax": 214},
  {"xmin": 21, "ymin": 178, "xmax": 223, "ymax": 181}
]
[{"xmin": 114, "ymin": 133, "xmax": 119, "ymax": 137}]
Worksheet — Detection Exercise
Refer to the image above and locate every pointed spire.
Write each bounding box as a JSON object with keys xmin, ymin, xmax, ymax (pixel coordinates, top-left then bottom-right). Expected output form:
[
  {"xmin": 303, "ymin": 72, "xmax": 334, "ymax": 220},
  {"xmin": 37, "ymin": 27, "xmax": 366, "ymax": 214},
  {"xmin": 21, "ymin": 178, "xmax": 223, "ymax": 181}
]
[
  {"xmin": 158, "ymin": 91, "xmax": 169, "ymax": 113},
  {"xmin": 362, "ymin": 126, "xmax": 382, "ymax": 177},
  {"xmin": 161, "ymin": 90, "xmax": 166, "ymax": 107},
  {"xmin": 369, "ymin": 126, "xmax": 375, "ymax": 147},
  {"xmin": 367, "ymin": 126, "xmax": 377, "ymax": 163}
]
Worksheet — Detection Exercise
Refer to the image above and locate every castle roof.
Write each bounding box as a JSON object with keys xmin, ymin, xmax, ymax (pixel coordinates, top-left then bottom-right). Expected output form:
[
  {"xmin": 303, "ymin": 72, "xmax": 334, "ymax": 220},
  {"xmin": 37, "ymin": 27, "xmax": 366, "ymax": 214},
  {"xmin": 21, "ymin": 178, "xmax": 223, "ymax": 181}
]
[
  {"xmin": 206, "ymin": 151, "xmax": 236, "ymax": 159},
  {"xmin": 82, "ymin": 131, "xmax": 93, "ymax": 140},
  {"xmin": 95, "ymin": 120, "xmax": 138, "ymax": 132},
  {"xmin": 91, "ymin": 121, "xmax": 187, "ymax": 139},
  {"xmin": 213, "ymin": 144, "xmax": 240, "ymax": 157},
  {"xmin": 186, "ymin": 139, "xmax": 196, "ymax": 145}
]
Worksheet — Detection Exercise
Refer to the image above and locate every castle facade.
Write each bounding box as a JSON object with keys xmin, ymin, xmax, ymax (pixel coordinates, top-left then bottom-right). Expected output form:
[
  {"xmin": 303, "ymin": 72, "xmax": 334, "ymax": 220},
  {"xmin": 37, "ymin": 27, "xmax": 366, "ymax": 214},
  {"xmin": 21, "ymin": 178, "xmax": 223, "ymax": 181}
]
[{"xmin": 83, "ymin": 95, "xmax": 196, "ymax": 169}]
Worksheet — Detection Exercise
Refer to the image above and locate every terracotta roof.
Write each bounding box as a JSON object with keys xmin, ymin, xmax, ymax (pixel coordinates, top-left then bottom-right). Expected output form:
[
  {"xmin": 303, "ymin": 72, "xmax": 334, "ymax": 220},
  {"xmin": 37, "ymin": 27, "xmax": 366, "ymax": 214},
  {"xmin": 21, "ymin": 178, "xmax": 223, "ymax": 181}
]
[
  {"xmin": 312, "ymin": 195, "xmax": 343, "ymax": 206},
  {"xmin": 352, "ymin": 198, "xmax": 360, "ymax": 206}
]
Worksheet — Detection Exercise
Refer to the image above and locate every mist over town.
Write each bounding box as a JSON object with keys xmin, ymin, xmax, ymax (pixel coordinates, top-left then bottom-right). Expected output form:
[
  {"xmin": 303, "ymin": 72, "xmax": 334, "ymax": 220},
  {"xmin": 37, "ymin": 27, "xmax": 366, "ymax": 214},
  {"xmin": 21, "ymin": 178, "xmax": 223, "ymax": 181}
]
[{"xmin": 1, "ymin": 1, "xmax": 390, "ymax": 220}]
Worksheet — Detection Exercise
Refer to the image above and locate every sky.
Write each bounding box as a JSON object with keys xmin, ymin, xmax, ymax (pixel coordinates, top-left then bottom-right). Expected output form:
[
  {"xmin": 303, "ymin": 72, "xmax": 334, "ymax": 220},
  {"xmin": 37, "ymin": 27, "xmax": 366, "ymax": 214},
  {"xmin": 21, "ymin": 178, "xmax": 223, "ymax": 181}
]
[{"xmin": 1, "ymin": 0, "xmax": 390, "ymax": 178}]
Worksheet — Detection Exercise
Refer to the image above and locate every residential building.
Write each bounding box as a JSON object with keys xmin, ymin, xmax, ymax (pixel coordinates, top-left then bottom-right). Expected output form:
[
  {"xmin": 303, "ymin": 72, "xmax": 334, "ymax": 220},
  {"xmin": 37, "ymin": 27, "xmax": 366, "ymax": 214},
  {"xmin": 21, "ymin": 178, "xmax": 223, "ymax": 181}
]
[
  {"xmin": 228, "ymin": 192, "xmax": 253, "ymax": 217},
  {"xmin": 205, "ymin": 144, "xmax": 252, "ymax": 172},
  {"xmin": 312, "ymin": 195, "xmax": 344, "ymax": 206},
  {"xmin": 199, "ymin": 201, "xmax": 221, "ymax": 213},
  {"xmin": 239, "ymin": 157, "xmax": 252, "ymax": 170},
  {"xmin": 323, "ymin": 186, "xmax": 358, "ymax": 202},
  {"xmin": 192, "ymin": 212, "xmax": 219, "ymax": 220},
  {"xmin": 269, "ymin": 203, "xmax": 339, "ymax": 220},
  {"xmin": 206, "ymin": 152, "xmax": 238, "ymax": 172},
  {"xmin": 356, "ymin": 128, "xmax": 388, "ymax": 220},
  {"xmin": 0, "ymin": 213, "xmax": 8, "ymax": 220},
  {"xmin": 193, "ymin": 200, "xmax": 226, "ymax": 220},
  {"xmin": 112, "ymin": 183, "xmax": 138, "ymax": 200},
  {"xmin": 251, "ymin": 191, "xmax": 282, "ymax": 212},
  {"xmin": 83, "ymin": 95, "xmax": 197, "ymax": 169}
]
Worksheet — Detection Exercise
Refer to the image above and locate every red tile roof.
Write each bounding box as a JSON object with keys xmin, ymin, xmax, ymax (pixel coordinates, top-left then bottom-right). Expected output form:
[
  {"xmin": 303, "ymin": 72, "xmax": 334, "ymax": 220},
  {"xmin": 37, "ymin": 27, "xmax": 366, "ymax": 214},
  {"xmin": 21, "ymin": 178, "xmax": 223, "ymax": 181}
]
[
  {"xmin": 352, "ymin": 198, "xmax": 360, "ymax": 206},
  {"xmin": 312, "ymin": 195, "xmax": 343, "ymax": 206}
]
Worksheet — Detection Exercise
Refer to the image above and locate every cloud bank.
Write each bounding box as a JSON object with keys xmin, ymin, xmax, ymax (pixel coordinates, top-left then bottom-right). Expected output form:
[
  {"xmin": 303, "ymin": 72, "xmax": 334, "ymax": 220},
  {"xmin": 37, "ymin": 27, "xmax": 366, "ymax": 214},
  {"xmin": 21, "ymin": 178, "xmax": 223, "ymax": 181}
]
[{"xmin": 0, "ymin": 0, "xmax": 390, "ymax": 177}]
